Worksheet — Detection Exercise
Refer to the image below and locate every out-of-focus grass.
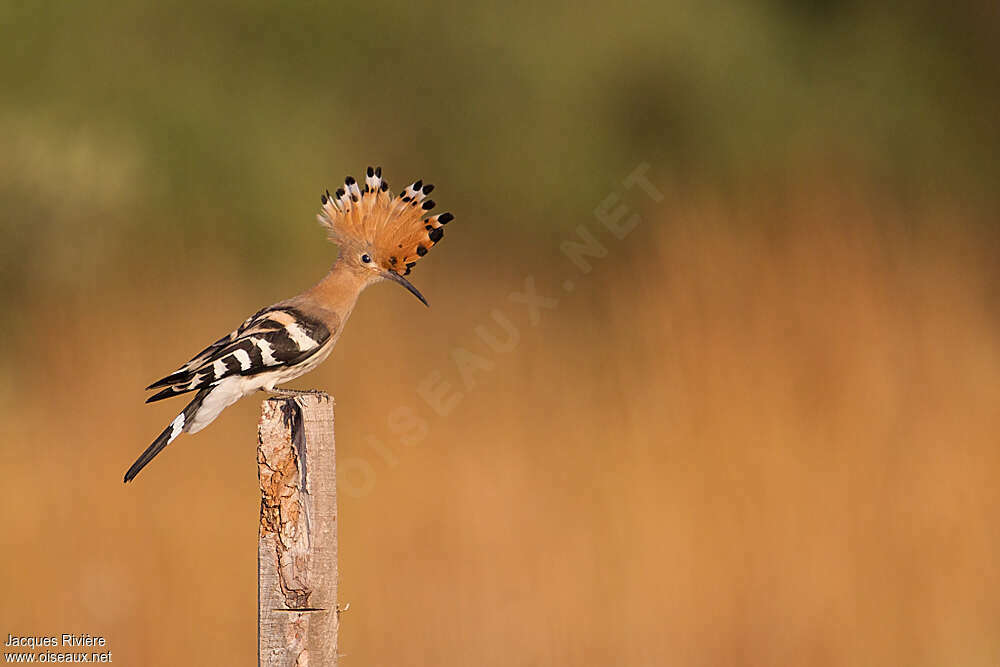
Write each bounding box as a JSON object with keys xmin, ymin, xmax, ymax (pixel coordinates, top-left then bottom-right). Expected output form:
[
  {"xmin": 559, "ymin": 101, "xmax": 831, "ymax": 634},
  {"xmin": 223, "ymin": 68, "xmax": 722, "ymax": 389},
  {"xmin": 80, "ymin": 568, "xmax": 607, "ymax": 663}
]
[
  {"xmin": 1, "ymin": 183, "xmax": 998, "ymax": 665},
  {"xmin": 3, "ymin": 1, "xmax": 1000, "ymax": 664},
  {"xmin": 2, "ymin": 1, "xmax": 999, "ymax": 305}
]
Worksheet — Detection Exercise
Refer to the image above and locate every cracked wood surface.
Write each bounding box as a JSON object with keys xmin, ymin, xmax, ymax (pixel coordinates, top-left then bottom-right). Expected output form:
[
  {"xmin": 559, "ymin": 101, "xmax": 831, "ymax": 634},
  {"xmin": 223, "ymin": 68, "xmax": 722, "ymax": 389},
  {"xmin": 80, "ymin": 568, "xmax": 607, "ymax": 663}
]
[{"xmin": 258, "ymin": 394, "xmax": 338, "ymax": 667}]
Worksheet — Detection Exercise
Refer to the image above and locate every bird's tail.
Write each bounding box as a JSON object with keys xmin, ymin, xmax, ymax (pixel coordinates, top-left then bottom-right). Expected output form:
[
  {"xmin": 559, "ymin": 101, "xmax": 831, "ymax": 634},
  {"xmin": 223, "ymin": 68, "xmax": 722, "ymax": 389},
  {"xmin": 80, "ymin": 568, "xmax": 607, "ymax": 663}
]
[{"xmin": 124, "ymin": 388, "xmax": 211, "ymax": 483}]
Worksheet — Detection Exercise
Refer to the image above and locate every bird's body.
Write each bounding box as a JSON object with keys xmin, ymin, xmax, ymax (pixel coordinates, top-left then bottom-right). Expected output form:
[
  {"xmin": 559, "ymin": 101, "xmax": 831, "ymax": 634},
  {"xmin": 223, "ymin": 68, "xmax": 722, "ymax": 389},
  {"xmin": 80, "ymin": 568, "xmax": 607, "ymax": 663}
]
[{"xmin": 125, "ymin": 167, "xmax": 453, "ymax": 482}]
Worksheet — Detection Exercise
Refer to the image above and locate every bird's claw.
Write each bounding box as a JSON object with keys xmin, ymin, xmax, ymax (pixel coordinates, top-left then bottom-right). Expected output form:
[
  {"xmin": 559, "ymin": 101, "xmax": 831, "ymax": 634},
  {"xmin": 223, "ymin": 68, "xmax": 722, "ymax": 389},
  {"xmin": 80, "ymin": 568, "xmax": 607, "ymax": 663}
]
[{"xmin": 263, "ymin": 387, "xmax": 325, "ymax": 398}]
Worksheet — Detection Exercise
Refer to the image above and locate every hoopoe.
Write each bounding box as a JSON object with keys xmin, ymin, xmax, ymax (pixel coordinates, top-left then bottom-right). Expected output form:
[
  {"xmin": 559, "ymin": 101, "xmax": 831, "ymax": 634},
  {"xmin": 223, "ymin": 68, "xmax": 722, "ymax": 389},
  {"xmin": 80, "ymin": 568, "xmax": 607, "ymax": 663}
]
[{"xmin": 124, "ymin": 166, "xmax": 453, "ymax": 483}]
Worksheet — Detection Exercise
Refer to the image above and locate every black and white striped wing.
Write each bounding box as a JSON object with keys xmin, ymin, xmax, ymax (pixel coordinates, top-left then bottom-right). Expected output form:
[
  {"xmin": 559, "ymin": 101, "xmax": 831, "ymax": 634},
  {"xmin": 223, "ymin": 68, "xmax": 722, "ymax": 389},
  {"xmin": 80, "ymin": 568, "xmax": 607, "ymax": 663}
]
[{"xmin": 145, "ymin": 306, "xmax": 331, "ymax": 402}]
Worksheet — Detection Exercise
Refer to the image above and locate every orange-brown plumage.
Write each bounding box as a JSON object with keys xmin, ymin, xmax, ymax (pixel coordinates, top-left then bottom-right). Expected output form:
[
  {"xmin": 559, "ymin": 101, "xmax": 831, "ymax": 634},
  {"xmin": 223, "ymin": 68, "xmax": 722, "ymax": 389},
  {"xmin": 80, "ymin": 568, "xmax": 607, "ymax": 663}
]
[
  {"xmin": 318, "ymin": 167, "xmax": 453, "ymax": 276},
  {"xmin": 125, "ymin": 165, "xmax": 454, "ymax": 483}
]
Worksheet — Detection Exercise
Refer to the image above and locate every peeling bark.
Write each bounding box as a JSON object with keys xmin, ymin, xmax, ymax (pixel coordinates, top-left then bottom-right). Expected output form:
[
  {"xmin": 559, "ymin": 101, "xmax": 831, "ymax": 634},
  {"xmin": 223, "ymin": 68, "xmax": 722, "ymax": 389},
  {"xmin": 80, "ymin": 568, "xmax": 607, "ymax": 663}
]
[{"xmin": 258, "ymin": 394, "xmax": 338, "ymax": 666}]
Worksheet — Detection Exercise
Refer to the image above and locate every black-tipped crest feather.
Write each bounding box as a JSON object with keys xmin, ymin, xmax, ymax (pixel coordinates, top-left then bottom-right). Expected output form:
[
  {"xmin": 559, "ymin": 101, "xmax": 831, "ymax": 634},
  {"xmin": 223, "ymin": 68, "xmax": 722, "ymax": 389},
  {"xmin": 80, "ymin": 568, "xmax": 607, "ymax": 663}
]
[{"xmin": 317, "ymin": 166, "xmax": 455, "ymax": 276}]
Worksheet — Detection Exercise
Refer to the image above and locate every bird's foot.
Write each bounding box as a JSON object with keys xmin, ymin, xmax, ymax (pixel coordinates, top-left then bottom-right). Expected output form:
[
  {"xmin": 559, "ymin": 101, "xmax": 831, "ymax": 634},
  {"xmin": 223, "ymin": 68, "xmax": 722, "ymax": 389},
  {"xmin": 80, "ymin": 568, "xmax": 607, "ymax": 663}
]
[{"xmin": 263, "ymin": 387, "xmax": 326, "ymax": 398}]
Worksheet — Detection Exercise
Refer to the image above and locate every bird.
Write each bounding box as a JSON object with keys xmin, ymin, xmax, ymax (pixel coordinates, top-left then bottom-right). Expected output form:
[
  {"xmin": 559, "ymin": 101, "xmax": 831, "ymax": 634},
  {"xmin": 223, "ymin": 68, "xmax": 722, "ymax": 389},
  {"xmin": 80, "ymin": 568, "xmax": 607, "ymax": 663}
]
[{"xmin": 124, "ymin": 166, "xmax": 454, "ymax": 483}]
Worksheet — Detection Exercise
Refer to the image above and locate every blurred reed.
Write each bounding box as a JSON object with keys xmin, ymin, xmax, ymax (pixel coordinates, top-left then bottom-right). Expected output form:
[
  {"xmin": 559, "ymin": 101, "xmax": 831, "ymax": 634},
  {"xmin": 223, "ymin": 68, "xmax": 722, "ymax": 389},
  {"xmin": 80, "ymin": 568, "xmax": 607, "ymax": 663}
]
[{"xmin": 1, "ymin": 181, "xmax": 997, "ymax": 665}]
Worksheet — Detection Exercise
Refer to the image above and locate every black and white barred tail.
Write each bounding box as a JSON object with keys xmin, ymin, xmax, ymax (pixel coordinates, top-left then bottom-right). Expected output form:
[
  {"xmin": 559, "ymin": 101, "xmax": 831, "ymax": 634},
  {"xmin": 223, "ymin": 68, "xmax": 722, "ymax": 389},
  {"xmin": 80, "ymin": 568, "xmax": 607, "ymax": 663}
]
[{"xmin": 124, "ymin": 388, "xmax": 211, "ymax": 483}]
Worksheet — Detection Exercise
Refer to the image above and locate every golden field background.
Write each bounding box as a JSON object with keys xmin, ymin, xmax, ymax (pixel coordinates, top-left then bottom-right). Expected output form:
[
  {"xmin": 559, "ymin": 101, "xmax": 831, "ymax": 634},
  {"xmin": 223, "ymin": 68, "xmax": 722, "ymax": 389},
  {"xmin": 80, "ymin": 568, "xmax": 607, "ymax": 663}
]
[{"xmin": 2, "ymin": 1, "xmax": 1000, "ymax": 665}]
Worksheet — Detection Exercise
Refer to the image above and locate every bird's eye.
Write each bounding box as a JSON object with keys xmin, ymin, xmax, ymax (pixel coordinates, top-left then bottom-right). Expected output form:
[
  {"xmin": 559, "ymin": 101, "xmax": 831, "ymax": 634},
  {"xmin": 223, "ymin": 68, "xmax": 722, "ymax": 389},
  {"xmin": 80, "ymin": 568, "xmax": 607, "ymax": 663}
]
[{"xmin": 361, "ymin": 254, "xmax": 371, "ymax": 264}]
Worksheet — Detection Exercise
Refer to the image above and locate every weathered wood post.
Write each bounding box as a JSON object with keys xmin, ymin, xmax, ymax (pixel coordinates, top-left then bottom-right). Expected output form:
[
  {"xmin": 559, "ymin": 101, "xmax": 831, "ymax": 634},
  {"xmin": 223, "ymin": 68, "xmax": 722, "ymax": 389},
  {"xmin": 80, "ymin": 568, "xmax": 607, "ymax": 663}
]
[{"xmin": 258, "ymin": 393, "xmax": 338, "ymax": 666}]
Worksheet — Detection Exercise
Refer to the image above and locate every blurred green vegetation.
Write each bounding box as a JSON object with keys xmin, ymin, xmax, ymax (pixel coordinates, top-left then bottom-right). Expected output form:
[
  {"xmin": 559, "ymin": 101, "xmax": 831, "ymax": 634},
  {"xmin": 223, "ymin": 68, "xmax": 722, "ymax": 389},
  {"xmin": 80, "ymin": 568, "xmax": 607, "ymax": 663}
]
[
  {"xmin": 2, "ymin": 0, "xmax": 998, "ymax": 311},
  {"xmin": 3, "ymin": 3, "xmax": 1000, "ymax": 665}
]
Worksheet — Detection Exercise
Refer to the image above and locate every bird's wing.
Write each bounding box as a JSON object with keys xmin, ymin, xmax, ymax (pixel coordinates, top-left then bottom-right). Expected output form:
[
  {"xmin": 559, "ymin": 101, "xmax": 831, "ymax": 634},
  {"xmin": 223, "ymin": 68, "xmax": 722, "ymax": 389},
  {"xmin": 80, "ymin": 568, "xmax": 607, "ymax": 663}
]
[
  {"xmin": 147, "ymin": 307, "xmax": 267, "ymax": 388},
  {"xmin": 145, "ymin": 306, "xmax": 332, "ymax": 402}
]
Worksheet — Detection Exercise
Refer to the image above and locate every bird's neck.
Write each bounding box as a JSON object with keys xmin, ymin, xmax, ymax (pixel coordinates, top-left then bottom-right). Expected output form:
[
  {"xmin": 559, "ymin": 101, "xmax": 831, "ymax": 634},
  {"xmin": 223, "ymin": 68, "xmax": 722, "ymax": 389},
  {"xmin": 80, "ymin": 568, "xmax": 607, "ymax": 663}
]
[{"xmin": 303, "ymin": 259, "xmax": 369, "ymax": 318}]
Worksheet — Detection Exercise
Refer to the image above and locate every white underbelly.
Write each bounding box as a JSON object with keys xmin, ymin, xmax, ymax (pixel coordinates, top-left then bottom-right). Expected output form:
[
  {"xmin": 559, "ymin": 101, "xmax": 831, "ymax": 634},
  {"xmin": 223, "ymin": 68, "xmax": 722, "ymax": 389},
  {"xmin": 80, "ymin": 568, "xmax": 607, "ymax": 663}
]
[
  {"xmin": 254, "ymin": 342, "xmax": 335, "ymax": 391},
  {"xmin": 186, "ymin": 343, "xmax": 335, "ymax": 434}
]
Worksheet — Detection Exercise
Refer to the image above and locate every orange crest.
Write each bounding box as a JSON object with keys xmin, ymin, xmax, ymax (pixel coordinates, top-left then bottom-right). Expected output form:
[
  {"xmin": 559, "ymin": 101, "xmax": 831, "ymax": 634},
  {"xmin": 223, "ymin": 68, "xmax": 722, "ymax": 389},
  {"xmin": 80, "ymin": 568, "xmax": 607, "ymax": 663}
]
[{"xmin": 317, "ymin": 167, "xmax": 454, "ymax": 275}]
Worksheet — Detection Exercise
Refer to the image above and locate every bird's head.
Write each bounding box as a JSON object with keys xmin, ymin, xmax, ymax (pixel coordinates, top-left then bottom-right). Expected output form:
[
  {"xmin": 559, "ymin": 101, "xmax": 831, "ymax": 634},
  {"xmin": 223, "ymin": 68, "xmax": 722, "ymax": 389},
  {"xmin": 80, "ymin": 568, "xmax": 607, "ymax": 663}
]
[{"xmin": 318, "ymin": 167, "xmax": 454, "ymax": 307}]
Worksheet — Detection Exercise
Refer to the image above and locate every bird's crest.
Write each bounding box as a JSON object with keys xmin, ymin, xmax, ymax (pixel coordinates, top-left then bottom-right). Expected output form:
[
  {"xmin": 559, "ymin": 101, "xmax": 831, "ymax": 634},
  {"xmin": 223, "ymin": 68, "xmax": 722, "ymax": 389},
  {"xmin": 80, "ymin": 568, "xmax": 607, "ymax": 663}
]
[{"xmin": 318, "ymin": 166, "xmax": 454, "ymax": 276}]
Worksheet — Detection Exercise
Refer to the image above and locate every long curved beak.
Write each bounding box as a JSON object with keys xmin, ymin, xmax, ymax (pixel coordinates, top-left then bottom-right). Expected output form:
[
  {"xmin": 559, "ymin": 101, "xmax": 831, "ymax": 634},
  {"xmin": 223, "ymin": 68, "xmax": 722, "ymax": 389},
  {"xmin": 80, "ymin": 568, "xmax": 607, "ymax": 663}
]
[{"xmin": 384, "ymin": 270, "xmax": 429, "ymax": 307}]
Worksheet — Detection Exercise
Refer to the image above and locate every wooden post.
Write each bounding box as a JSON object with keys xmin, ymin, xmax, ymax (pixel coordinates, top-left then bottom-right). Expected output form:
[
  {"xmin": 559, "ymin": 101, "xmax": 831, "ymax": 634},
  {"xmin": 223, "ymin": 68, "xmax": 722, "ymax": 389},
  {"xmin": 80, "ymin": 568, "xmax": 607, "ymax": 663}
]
[{"xmin": 258, "ymin": 393, "xmax": 338, "ymax": 666}]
